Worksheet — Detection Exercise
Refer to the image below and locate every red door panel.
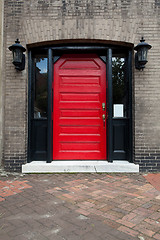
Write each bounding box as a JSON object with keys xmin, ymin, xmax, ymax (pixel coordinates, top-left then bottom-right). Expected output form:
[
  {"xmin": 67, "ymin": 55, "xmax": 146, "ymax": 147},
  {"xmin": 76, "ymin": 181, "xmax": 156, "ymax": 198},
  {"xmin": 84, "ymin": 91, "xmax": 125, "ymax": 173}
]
[{"xmin": 52, "ymin": 54, "xmax": 107, "ymax": 160}]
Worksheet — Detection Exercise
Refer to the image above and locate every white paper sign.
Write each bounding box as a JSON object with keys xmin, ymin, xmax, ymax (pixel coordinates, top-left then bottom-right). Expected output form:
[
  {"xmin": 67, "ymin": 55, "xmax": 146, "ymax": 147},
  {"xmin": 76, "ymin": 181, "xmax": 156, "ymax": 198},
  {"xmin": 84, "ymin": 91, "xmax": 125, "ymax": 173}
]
[{"xmin": 114, "ymin": 104, "xmax": 124, "ymax": 117}]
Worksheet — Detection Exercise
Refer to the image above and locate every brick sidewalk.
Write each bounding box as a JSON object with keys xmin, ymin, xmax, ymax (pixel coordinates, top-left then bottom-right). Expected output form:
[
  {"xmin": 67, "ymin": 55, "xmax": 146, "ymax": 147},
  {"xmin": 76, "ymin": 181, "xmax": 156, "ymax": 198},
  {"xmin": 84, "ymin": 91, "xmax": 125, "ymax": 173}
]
[
  {"xmin": 144, "ymin": 173, "xmax": 160, "ymax": 191},
  {"xmin": 0, "ymin": 173, "xmax": 160, "ymax": 240}
]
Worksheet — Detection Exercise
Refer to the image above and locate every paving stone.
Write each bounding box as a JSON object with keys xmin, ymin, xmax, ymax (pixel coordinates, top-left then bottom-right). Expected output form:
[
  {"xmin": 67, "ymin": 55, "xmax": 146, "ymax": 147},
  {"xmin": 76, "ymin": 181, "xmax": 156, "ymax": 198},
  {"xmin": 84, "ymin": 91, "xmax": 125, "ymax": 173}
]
[
  {"xmin": 0, "ymin": 173, "xmax": 159, "ymax": 240},
  {"xmin": 153, "ymin": 233, "xmax": 160, "ymax": 240},
  {"xmin": 144, "ymin": 174, "xmax": 160, "ymax": 191},
  {"xmin": 117, "ymin": 226, "xmax": 139, "ymax": 237}
]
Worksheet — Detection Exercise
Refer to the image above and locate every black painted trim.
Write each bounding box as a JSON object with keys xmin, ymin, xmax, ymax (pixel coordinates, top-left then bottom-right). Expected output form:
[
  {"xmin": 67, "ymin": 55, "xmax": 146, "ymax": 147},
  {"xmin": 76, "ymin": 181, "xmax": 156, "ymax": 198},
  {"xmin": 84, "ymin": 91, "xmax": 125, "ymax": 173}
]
[
  {"xmin": 28, "ymin": 51, "xmax": 32, "ymax": 163},
  {"xmin": 53, "ymin": 56, "xmax": 61, "ymax": 63},
  {"xmin": 51, "ymin": 46, "xmax": 108, "ymax": 51},
  {"xmin": 107, "ymin": 48, "xmax": 113, "ymax": 162},
  {"xmin": 128, "ymin": 50, "xmax": 133, "ymax": 162},
  {"xmin": 47, "ymin": 49, "xmax": 52, "ymax": 163},
  {"xmin": 100, "ymin": 56, "xmax": 107, "ymax": 64},
  {"xmin": 28, "ymin": 45, "xmax": 132, "ymax": 163}
]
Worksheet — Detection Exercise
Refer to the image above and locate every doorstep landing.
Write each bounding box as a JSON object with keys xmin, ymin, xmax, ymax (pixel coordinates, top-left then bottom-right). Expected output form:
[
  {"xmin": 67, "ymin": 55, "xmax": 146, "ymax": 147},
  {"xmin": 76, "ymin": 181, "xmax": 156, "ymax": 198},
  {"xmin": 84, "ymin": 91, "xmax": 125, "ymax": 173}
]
[{"xmin": 22, "ymin": 161, "xmax": 139, "ymax": 173}]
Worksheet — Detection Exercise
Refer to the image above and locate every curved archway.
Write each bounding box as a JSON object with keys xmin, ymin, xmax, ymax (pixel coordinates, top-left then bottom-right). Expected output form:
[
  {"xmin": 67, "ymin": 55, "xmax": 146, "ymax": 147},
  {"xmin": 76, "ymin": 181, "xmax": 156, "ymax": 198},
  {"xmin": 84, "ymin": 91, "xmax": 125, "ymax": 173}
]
[{"xmin": 27, "ymin": 39, "xmax": 133, "ymax": 49}]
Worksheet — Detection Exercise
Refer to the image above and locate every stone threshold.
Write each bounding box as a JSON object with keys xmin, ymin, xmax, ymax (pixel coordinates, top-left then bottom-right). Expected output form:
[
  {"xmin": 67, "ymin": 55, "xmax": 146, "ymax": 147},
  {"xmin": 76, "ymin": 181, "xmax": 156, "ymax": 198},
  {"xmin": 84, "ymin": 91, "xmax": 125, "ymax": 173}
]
[{"xmin": 22, "ymin": 161, "xmax": 139, "ymax": 173}]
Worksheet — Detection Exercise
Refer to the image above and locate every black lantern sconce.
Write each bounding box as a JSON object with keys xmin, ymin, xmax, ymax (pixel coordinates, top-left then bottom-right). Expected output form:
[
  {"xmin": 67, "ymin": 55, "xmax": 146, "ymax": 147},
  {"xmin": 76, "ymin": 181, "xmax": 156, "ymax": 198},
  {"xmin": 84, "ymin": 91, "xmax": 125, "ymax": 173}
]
[
  {"xmin": 9, "ymin": 39, "xmax": 26, "ymax": 71},
  {"xmin": 134, "ymin": 37, "xmax": 152, "ymax": 70}
]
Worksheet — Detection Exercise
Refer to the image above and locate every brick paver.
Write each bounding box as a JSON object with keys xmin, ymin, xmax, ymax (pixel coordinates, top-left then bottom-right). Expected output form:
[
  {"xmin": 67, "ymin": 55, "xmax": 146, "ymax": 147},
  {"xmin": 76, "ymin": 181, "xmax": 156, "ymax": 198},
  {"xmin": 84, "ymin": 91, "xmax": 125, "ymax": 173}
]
[
  {"xmin": 144, "ymin": 174, "xmax": 160, "ymax": 191},
  {"xmin": 0, "ymin": 180, "xmax": 32, "ymax": 201},
  {"xmin": 0, "ymin": 173, "xmax": 160, "ymax": 240}
]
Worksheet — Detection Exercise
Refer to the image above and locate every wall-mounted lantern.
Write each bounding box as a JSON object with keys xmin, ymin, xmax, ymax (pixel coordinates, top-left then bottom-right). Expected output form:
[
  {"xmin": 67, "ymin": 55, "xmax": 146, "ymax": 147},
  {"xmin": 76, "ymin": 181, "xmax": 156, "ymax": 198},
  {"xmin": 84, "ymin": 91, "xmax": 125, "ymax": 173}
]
[
  {"xmin": 9, "ymin": 39, "xmax": 26, "ymax": 71},
  {"xmin": 134, "ymin": 37, "xmax": 152, "ymax": 70}
]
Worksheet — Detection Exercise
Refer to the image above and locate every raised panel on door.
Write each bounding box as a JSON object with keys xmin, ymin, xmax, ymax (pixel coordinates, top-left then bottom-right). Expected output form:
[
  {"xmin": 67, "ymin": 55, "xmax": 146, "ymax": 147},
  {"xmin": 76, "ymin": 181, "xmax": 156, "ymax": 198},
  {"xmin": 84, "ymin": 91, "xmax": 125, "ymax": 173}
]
[{"xmin": 52, "ymin": 54, "xmax": 107, "ymax": 160}]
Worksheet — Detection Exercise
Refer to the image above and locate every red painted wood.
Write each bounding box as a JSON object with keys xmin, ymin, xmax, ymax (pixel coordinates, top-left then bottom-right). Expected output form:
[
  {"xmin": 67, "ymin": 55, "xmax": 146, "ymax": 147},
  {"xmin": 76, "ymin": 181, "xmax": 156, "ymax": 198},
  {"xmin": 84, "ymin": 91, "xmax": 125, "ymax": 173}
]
[{"xmin": 52, "ymin": 54, "xmax": 107, "ymax": 160}]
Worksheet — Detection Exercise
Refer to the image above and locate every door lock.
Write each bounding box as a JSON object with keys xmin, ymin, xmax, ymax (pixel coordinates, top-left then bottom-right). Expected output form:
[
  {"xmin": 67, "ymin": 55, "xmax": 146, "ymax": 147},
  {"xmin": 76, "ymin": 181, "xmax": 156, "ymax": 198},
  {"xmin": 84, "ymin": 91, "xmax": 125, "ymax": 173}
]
[
  {"xmin": 102, "ymin": 114, "xmax": 106, "ymax": 128},
  {"xmin": 102, "ymin": 103, "xmax": 105, "ymax": 111},
  {"xmin": 102, "ymin": 114, "xmax": 106, "ymax": 120}
]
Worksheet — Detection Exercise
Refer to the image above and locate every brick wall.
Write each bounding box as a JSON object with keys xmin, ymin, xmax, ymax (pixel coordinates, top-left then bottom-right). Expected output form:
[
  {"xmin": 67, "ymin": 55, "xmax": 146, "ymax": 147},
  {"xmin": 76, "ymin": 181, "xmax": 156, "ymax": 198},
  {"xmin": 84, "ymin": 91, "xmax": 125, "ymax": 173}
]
[
  {"xmin": 134, "ymin": 16, "xmax": 160, "ymax": 172},
  {"xmin": 2, "ymin": 0, "xmax": 160, "ymax": 171},
  {"xmin": 0, "ymin": 0, "xmax": 4, "ymax": 167}
]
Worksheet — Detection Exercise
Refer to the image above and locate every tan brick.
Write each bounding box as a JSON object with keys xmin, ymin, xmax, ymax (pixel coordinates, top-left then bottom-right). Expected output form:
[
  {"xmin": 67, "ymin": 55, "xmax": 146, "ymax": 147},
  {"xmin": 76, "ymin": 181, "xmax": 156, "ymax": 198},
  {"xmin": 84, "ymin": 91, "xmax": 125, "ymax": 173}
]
[{"xmin": 2, "ymin": 0, "xmax": 160, "ymax": 171}]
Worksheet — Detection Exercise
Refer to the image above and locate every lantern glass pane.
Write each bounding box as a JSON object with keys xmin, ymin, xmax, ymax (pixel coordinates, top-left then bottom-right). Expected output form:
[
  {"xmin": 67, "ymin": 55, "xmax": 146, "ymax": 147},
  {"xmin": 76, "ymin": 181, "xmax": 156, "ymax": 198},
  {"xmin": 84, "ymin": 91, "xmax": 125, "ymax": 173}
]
[
  {"xmin": 137, "ymin": 47, "xmax": 148, "ymax": 62},
  {"xmin": 137, "ymin": 49, "xmax": 143, "ymax": 62},
  {"xmin": 13, "ymin": 48, "xmax": 22, "ymax": 63},
  {"xmin": 141, "ymin": 47, "xmax": 148, "ymax": 61}
]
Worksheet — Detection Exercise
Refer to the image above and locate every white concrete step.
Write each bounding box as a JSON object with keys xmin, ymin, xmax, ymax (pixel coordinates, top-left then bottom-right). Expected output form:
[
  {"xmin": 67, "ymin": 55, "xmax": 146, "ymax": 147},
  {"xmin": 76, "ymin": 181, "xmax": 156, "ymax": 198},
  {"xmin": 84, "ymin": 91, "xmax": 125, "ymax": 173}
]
[{"xmin": 22, "ymin": 161, "xmax": 139, "ymax": 173}]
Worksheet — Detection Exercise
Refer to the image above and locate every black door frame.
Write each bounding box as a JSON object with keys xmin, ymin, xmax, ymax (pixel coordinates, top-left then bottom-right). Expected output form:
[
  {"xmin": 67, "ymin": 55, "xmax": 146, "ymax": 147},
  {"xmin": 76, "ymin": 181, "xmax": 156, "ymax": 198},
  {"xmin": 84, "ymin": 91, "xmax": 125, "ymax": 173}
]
[{"xmin": 28, "ymin": 44, "xmax": 133, "ymax": 163}]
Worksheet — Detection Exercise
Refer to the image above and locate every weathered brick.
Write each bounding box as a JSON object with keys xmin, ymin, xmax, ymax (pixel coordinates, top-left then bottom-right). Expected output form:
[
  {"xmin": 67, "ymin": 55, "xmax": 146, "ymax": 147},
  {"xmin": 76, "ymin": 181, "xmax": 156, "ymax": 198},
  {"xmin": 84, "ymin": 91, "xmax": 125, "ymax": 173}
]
[{"xmin": 1, "ymin": 0, "xmax": 160, "ymax": 171}]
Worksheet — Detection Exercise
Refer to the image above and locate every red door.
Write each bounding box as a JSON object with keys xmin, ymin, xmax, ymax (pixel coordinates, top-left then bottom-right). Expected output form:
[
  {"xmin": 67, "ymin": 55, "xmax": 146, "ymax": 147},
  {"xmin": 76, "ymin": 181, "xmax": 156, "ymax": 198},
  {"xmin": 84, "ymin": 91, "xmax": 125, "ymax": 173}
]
[{"xmin": 52, "ymin": 54, "xmax": 107, "ymax": 160}]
